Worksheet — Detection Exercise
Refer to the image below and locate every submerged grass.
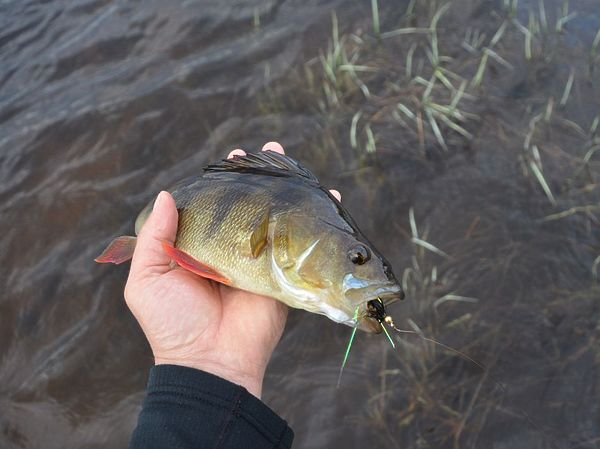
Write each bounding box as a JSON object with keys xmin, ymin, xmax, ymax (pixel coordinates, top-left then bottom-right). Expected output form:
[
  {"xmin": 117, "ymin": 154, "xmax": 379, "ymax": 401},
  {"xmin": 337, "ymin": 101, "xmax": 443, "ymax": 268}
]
[
  {"xmin": 261, "ymin": 0, "xmax": 598, "ymax": 168},
  {"xmin": 255, "ymin": 2, "xmax": 600, "ymax": 446}
]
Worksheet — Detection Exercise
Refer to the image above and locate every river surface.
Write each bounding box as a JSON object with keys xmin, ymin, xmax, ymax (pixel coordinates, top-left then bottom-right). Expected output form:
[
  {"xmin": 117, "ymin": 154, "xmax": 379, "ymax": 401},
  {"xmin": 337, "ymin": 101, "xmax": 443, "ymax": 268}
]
[{"xmin": 1, "ymin": 0, "xmax": 599, "ymax": 448}]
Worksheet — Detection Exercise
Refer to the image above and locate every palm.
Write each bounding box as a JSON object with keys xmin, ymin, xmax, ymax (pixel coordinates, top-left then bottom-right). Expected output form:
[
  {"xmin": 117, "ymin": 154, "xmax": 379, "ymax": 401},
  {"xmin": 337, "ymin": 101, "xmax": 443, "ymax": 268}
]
[
  {"xmin": 134, "ymin": 268, "xmax": 220, "ymax": 358},
  {"xmin": 129, "ymin": 263, "xmax": 287, "ymax": 384}
]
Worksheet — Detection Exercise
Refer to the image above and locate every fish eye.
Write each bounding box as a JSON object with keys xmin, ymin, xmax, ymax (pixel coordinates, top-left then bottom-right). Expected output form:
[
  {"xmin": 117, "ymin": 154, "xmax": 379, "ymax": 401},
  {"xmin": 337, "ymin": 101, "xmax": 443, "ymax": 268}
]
[{"xmin": 348, "ymin": 245, "xmax": 370, "ymax": 265}]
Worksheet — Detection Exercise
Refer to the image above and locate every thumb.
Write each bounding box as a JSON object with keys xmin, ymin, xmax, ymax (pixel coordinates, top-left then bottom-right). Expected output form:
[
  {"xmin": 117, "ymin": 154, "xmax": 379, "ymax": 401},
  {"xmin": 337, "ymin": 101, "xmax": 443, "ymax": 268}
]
[{"xmin": 130, "ymin": 191, "xmax": 178, "ymax": 278}]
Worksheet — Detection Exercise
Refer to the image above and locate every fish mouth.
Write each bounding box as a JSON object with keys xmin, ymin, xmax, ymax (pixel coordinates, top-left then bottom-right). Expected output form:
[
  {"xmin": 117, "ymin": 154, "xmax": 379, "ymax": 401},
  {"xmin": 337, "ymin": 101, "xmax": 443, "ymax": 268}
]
[
  {"xmin": 342, "ymin": 274, "xmax": 405, "ymax": 333},
  {"xmin": 360, "ymin": 291, "xmax": 403, "ymax": 334},
  {"xmin": 342, "ymin": 274, "xmax": 404, "ymax": 304}
]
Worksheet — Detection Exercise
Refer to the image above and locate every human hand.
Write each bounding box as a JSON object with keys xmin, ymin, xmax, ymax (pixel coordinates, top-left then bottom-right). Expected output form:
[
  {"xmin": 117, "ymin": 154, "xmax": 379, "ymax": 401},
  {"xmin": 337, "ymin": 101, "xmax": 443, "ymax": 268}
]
[{"xmin": 125, "ymin": 142, "xmax": 298, "ymax": 398}]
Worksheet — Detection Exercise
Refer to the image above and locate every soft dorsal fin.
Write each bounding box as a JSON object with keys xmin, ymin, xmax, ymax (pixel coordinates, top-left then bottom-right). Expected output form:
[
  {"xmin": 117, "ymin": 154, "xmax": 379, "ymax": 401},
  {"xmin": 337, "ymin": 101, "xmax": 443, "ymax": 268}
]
[{"xmin": 204, "ymin": 151, "xmax": 320, "ymax": 184}]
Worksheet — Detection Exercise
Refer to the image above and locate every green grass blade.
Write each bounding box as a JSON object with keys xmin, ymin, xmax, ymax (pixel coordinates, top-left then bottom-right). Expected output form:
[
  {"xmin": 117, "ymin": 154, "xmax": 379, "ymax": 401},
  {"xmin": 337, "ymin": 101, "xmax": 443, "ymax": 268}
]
[
  {"xmin": 560, "ymin": 68, "xmax": 575, "ymax": 107},
  {"xmin": 529, "ymin": 155, "xmax": 557, "ymax": 206},
  {"xmin": 590, "ymin": 115, "xmax": 599, "ymax": 135},
  {"xmin": 381, "ymin": 27, "xmax": 429, "ymax": 39},
  {"xmin": 426, "ymin": 108, "xmax": 448, "ymax": 151},
  {"xmin": 471, "ymin": 52, "xmax": 489, "ymax": 87},
  {"xmin": 365, "ymin": 124, "xmax": 377, "ymax": 153},
  {"xmin": 406, "ymin": 42, "xmax": 417, "ymax": 78},
  {"xmin": 555, "ymin": 11, "xmax": 577, "ymax": 32},
  {"xmin": 409, "ymin": 207, "xmax": 418, "ymax": 238},
  {"xmin": 350, "ymin": 112, "xmax": 362, "ymax": 149},
  {"xmin": 371, "ymin": 0, "xmax": 380, "ymax": 37},
  {"xmin": 433, "ymin": 294, "xmax": 479, "ymax": 308},
  {"xmin": 592, "ymin": 28, "xmax": 600, "ymax": 61},
  {"xmin": 411, "ymin": 236, "xmax": 451, "ymax": 258},
  {"xmin": 490, "ymin": 20, "xmax": 508, "ymax": 47},
  {"xmin": 437, "ymin": 112, "xmax": 474, "ymax": 140},
  {"xmin": 592, "ymin": 255, "xmax": 600, "ymax": 281}
]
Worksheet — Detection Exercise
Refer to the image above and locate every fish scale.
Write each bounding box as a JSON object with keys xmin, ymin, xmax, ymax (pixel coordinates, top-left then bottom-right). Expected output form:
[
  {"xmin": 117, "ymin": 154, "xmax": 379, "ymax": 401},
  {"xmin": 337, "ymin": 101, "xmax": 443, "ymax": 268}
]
[{"xmin": 176, "ymin": 182, "xmax": 276, "ymax": 294}]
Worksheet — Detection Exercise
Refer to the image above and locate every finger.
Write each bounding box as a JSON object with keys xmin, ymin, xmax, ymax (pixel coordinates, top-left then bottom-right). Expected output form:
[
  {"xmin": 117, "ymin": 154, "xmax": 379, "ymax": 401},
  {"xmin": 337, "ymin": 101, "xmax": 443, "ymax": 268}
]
[
  {"xmin": 329, "ymin": 189, "xmax": 342, "ymax": 202},
  {"xmin": 130, "ymin": 191, "xmax": 179, "ymax": 278},
  {"xmin": 228, "ymin": 149, "xmax": 246, "ymax": 159},
  {"xmin": 262, "ymin": 141, "xmax": 285, "ymax": 154}
]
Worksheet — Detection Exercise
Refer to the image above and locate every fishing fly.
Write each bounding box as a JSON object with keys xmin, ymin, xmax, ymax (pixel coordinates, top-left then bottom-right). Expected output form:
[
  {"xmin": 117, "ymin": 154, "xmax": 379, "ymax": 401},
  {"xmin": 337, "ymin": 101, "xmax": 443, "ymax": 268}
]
[{"xmin": 337, "ymin": 297, "xmax": 490, "ymax": 385}]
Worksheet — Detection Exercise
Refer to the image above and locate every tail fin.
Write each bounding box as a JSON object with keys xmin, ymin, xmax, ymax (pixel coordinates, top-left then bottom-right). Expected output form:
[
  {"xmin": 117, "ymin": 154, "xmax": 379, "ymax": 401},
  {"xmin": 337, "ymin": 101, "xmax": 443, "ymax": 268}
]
[{"xmin": 95, "ymin": 236, "xmax": 137, "ymax": 264}]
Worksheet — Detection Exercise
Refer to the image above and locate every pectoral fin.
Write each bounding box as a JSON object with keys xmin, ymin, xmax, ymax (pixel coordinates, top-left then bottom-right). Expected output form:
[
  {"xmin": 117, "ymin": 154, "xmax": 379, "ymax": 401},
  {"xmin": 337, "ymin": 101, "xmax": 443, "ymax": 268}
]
[
  {"xmin": 95, "ymin": 236, "xmax": 137, "ymax": 264},
  {"xmin": 162, "ymin": 242, "xmax": 231, "ymax": 285},
  {"xmin": 249, "ymin": 210, "xmax": 270, "ymax": 258}
]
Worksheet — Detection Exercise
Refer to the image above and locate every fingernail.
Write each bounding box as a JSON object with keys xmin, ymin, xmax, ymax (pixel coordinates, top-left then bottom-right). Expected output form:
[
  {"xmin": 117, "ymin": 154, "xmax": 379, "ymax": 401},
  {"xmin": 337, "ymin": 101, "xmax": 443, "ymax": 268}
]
[
  {"xmin": 153, "ymin": 191, "xmax": 166, "ymax": 211},
  {"xmin": 329, "ymin": 189, "xmax": 342, "ymax": 202},
  {"xmin": 262, "ymin": 142, "xmax": 284, "ymax": 154},
  {"xmin": 228, "ymin": 149, "xmax": 246, "ymax": 159}
]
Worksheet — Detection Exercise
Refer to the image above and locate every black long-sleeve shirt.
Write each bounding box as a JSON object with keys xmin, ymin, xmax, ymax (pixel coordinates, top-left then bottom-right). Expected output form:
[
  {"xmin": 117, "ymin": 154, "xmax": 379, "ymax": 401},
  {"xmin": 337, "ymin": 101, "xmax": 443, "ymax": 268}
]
[{"xmin": 129, "ymin": 365, "xmax": 294, "ymax": 449}]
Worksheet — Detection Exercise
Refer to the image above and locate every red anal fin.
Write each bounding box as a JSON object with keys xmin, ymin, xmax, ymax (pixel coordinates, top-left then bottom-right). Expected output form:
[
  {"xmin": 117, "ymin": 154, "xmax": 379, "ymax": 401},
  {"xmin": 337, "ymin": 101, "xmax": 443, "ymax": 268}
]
[
  {"xmin": 95, "ymin": 236, "xmax": 137, "ymax": 264},
  {"xmin": 162, "ymin": 241, "xmax": 231, "ymax": 285}
]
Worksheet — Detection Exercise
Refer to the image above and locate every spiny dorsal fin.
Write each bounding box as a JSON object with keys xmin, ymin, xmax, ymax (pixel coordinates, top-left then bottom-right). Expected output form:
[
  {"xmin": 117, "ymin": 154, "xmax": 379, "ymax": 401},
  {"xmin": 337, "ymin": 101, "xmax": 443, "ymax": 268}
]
[{"xmin": 204, "ymin": 151, "xmax": 320, "ymax": 184}]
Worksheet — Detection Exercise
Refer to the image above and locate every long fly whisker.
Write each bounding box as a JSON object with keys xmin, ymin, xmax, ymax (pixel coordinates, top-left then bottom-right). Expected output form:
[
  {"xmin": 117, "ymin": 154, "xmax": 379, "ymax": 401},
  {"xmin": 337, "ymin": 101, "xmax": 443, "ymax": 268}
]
[{"xmin": 389, "ymin": 324, "xmax": 494, "ymax": 378}]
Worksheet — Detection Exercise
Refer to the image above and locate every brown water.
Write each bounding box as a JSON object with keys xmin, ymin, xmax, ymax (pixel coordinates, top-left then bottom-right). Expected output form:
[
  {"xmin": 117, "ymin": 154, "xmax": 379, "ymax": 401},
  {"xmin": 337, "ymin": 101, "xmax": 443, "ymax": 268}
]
[{"xmin": 1, "ymin": 0, "xmax": 599, "ymax": 448}]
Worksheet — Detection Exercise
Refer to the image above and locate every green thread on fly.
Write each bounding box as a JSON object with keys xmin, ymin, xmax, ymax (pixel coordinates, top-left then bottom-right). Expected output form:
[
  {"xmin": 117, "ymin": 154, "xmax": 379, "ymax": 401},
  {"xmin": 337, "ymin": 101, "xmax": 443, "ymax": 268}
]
[{"xmin": 337, "ymin": 305, "xmax": 360, "ymax": 387}]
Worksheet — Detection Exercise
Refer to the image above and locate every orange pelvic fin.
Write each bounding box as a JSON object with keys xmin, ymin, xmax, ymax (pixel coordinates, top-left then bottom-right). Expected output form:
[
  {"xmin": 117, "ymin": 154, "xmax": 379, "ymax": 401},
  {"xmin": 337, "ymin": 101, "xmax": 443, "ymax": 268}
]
[
  {"xmin": 162, "ymin": 241, "xmax": 231, "ymax": 285},
  {"xmin": 95, "ymin": 236, "xmax": 137, "ymax": 264}
]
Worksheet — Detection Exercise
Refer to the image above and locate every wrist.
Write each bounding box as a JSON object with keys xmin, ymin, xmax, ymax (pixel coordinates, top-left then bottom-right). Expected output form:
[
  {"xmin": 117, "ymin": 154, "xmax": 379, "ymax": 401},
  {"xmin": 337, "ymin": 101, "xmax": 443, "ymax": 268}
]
[{"xmin": 154, "ymin": 357, "xmax": 265, "ymax": 398}]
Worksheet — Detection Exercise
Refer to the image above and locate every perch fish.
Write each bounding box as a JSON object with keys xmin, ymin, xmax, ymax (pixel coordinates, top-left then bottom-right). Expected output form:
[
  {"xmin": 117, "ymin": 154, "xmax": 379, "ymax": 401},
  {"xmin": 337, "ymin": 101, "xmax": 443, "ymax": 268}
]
[{"xmin": 96, "ymin": 151, "xmax": 404, "ymax": 332}]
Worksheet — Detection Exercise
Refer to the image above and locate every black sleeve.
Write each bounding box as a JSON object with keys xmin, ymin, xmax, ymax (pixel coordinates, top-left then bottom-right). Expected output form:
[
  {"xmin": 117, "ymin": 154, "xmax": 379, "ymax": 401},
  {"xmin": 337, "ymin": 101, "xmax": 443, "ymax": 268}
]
[{"xmin": 129, "ymin": 364, "xmax": 294, "ymax": 449}]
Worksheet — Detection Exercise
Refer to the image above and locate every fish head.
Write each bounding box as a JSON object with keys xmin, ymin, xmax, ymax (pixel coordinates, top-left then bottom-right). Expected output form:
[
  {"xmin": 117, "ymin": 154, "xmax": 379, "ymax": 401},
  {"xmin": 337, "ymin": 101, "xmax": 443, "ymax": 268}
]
[
  {"xmin": 339, "ymin": 235, "xmax": 405, "ymax": 333},
  {"xmin": 273, "ymin": 214, "xmax": 404, "ymax": 333}
]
